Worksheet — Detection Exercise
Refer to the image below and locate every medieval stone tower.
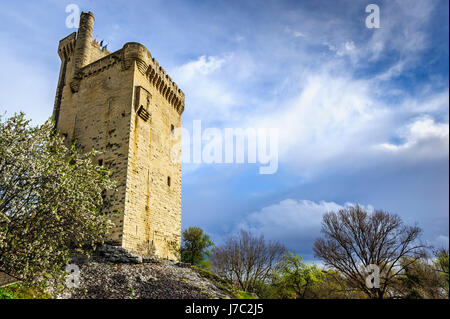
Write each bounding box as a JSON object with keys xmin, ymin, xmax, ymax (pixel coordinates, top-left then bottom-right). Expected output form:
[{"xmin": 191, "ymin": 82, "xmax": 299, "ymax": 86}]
[{"xmin": 53, "ymin": 12, "xmax": 184, "ymax": 260}]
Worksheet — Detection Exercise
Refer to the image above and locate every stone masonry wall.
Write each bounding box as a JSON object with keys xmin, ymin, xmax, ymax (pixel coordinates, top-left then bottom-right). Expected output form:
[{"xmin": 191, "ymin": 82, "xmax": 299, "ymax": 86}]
[
  {"xmin": 120, "ymin": 52, "xmax": 182, "ymax": 259},
  {"xmin": 69, "ymin": 60, "xmax": 134, "ymax": 244}
]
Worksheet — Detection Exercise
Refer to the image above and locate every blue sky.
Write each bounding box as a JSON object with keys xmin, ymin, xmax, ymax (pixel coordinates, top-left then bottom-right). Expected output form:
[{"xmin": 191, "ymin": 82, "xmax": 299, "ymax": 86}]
[{"xmin": 0, "ymin": 0, "xmax": 448, "ymax": 262}]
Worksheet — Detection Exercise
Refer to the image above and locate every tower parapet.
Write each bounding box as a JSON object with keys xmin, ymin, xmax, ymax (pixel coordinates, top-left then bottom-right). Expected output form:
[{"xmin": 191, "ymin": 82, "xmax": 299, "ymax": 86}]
[
  {"xmin": 122, "ymin": 42, "xmax": 185, "ymax": 115},
  {"xmin": 57, "ymin": 32, "xmax": 76, "ymax": 61}
]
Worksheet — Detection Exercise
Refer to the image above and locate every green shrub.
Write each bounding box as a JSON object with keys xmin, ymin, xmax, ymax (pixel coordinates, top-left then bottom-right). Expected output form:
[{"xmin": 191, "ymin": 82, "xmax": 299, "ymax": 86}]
[{"xmin": 0, "ymin": 283, "xmax": 51, "ymax": 299}]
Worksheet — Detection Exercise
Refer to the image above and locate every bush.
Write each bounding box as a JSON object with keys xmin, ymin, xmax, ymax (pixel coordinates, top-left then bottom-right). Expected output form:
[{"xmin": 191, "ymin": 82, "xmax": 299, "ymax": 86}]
[{"xmin": 0, "ymin": 113, "xmax": 116, "ymax": 285}]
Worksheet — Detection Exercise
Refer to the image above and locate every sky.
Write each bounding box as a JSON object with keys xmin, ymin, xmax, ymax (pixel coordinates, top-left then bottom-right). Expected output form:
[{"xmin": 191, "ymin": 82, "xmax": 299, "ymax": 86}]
[{"xmin": 0, "ymin": 0, "xmax": 448, "ymax": 262}]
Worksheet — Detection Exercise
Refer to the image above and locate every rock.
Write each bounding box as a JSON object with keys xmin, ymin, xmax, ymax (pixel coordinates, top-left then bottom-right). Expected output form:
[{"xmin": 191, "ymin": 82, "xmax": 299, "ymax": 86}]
[
  {"xmin": 95, "ymin": 244, "xmax": 143, "ymax": 264},
  {"xmin": 56, "ymin": 261, "xmax": 233, "ymax": 299},
  {"xmin": 142, "ymin": 256, "xmax": 160, "ymax": 263},
  {"xmin": 69, "ymin": 254, "xmax": 90, "ymax": 265},
  {"xmin": 53, "ymin": 245, "xmax": 238, "ymax": 299}
]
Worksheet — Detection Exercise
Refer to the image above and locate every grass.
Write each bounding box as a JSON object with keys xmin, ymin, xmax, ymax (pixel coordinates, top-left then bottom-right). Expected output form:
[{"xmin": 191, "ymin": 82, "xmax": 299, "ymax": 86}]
[
  {"xmin": 190, "ymin": 266, "xmax": 256, "ymax": 299},
  {"xmin": 0, "ymin": 283, "xmax": 52, "ymax": 299},
  {"xmin": 235, "ymin": 290, "xmax": 256, "ymax": 299}
]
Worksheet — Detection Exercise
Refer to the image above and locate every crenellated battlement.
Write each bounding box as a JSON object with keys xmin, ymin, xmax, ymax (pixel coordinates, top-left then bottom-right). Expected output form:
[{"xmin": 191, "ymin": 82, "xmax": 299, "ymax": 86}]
[
  {"xmin": 58, "ymin": 12, "xmax": 184, "ymax": 115},
  {"xmin": 58, "ymin": 32, "xmax": 76, "ymax": 60},
  {"xmin": 145, "ymin": 57, "xmax": 185, "ymax": 115},
  {"xmin": 121, "ymin": 42, "xmax": 185, "ymax": 115},
  {"xmin": 72, "ymin": 41, "xmax": 185, "ymax": 115}
]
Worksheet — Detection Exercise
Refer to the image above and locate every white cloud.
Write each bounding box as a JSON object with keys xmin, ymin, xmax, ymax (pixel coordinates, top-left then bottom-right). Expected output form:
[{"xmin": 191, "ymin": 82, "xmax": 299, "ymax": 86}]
[
  {"xmin": 318, "ymin": 1, "xmax": 436, "ymax": 70},
  {"xmin": 375, "ymin": 115, "xmax": 449, "ymax": 160},
  {"xmin": 401, "ymin": 90, "xmax": 450, "ymax": 114},
  {"xmin": 249, "ymin": 64, "xmax": 449, "ymax": 177},
  {"xmin": 336, "ymin": 41, "xmax": 356, "ymax": 57},
  {"xmin": 239, "ymin": 199, "xmax": 340, "ymax": 235},
  {"xmin": 174, "ymin": 52, "xmax": 448, "ymax": 179},
  {"xmin": 236, "ymin": 199, "xmax": 373, "ymax": 252},
  {"xmin": 400, "ymin": 116, "xmax": 448, "ymax": 141},
  {"xmin": 171, "ymin": 54, "xmax": 251, "ymax": 122},
  {"xmin": 174, "ymin": 55, "xmax": 227, "ymax": 80},
  {"xmin": 373, "ymin": 60, "xmax": 407, "ymax": 82},
  {"xmin": 251, "ymin": 71, "xmax": 392, "ymax": 177},
  {"xmin": 366, "ymin": 0, "xmax": 434, "ymax": 61},
  {"xmin": 171, "ymin": 0, "xmax": 447, "ymax": 179}
]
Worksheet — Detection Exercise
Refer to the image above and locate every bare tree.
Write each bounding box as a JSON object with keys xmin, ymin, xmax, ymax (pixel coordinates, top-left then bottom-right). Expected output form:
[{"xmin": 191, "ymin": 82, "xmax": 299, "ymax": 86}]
[
  {"xmin": 210, "ymin": 229, "xmax": 286, "ymax": 292},
  {"xmin": 313, "ymin": 205, "xmax": 427, "ymax": 299}
]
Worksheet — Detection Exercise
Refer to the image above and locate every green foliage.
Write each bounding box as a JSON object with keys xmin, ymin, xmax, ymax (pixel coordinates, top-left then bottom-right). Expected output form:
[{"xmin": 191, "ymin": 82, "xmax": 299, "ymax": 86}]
[
  {"xmin": 0, "ymin": 112, "xmax": 116, "ymax": 285},
  {"xmin": 192, "ymin": 265, "xmax": 233, "ymax": 297},
  {"xmin": 251, "ymin": 280, "xmax": 279, "ymax": 299},
  {"xmin": 0, "ymin": 283, "xmax": 51, "ymax": 299},
  {"xmin": 257, "ymin": 252, "xmax": 449, "ymax": 299},
  {"xmin": 434, "ymin": 248, "xmax": 449, "ymax": 291},
  {"xmin": 270, "ymin": 253, "xmax": 325, "ymax": 299},
  {"xmin": 393, "ymin": 253, "xmax": 449, "ymax": 299},
  {"xmin": 180, "ymin": 227, "xmax": 213, "ymax": 268},
  {"xmin": 310, "ymin": 269, "xmax": 367, "ymax": 299},
  {"xmin": 0, "ymin": 288, "xmax": 14, "ymax": 299},
  {"xmin": 235, "ymin": 290, "xmax": 255, "ymax": 299},
  {"xmin": 191, "ymin": 265, "xmax": 253, "ymax": 299},
  {"xmin": 192, "ymin": 266, "xmax": 232, "ymax": 288},
  {"xmin": 254, "ymin": 255, "xmax": 367, "ymax": 299}
]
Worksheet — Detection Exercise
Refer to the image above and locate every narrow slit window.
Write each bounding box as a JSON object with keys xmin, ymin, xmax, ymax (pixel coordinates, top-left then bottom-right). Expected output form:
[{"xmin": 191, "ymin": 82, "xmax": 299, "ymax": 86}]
[
  {"xmin": 137, "ymin": 105, "xmax": 150, "ymax": 122},
  {"xmin": 167, "ymin": 176, "xmax": 171, "ymax": 187},
  {"xmin": 171, "ymin": 124, "xmax": 175, "ymax": 136}
]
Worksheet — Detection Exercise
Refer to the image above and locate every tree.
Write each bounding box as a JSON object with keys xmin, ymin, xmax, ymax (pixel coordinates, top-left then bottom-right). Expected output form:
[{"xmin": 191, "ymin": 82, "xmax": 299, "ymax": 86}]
[
  {"xmin": 312, "ymin": 269, "xmax": 367, "ymax": 299},
  {"xmin": 313, "ymin": 205, "xmax": 427, "ymax": 299},
  {"xmin": 433, "ymin": 249, "xmax": 449, "ymax": 280},
  {"xmin": 271, "ymin": 253, "xmax": 324, "ymax": 299},
  {"xmin": 390, "ymin": 256, "xmax": 448, "ymax": 299},
  {"xmin": 0, "ymin": 113, "xmax": 115, "ymax": 284},
  {"xmin": 180, "ymin": 226, "xmax": 214, "ymax": 268},
  {"xmin": 433, "ymin": 248, "xmax": 449, "ymax": 297},
  {"xmin": 210, "ymin": 229, "xmax": 286, "ymax": 292}
]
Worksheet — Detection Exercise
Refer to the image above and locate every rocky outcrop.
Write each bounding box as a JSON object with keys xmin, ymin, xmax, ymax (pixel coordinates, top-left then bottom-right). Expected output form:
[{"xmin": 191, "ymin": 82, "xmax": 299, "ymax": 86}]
[{"xmin": 57, "ymin": 258, "xmax": 233, "ymax": 299}]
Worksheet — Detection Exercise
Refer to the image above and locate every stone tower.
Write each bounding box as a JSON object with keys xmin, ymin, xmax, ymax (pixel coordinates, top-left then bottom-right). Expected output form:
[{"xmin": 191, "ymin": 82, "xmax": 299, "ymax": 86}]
[{"xmin": 53, "ymin": 12, "xmax": 184, "ymax": 259}]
